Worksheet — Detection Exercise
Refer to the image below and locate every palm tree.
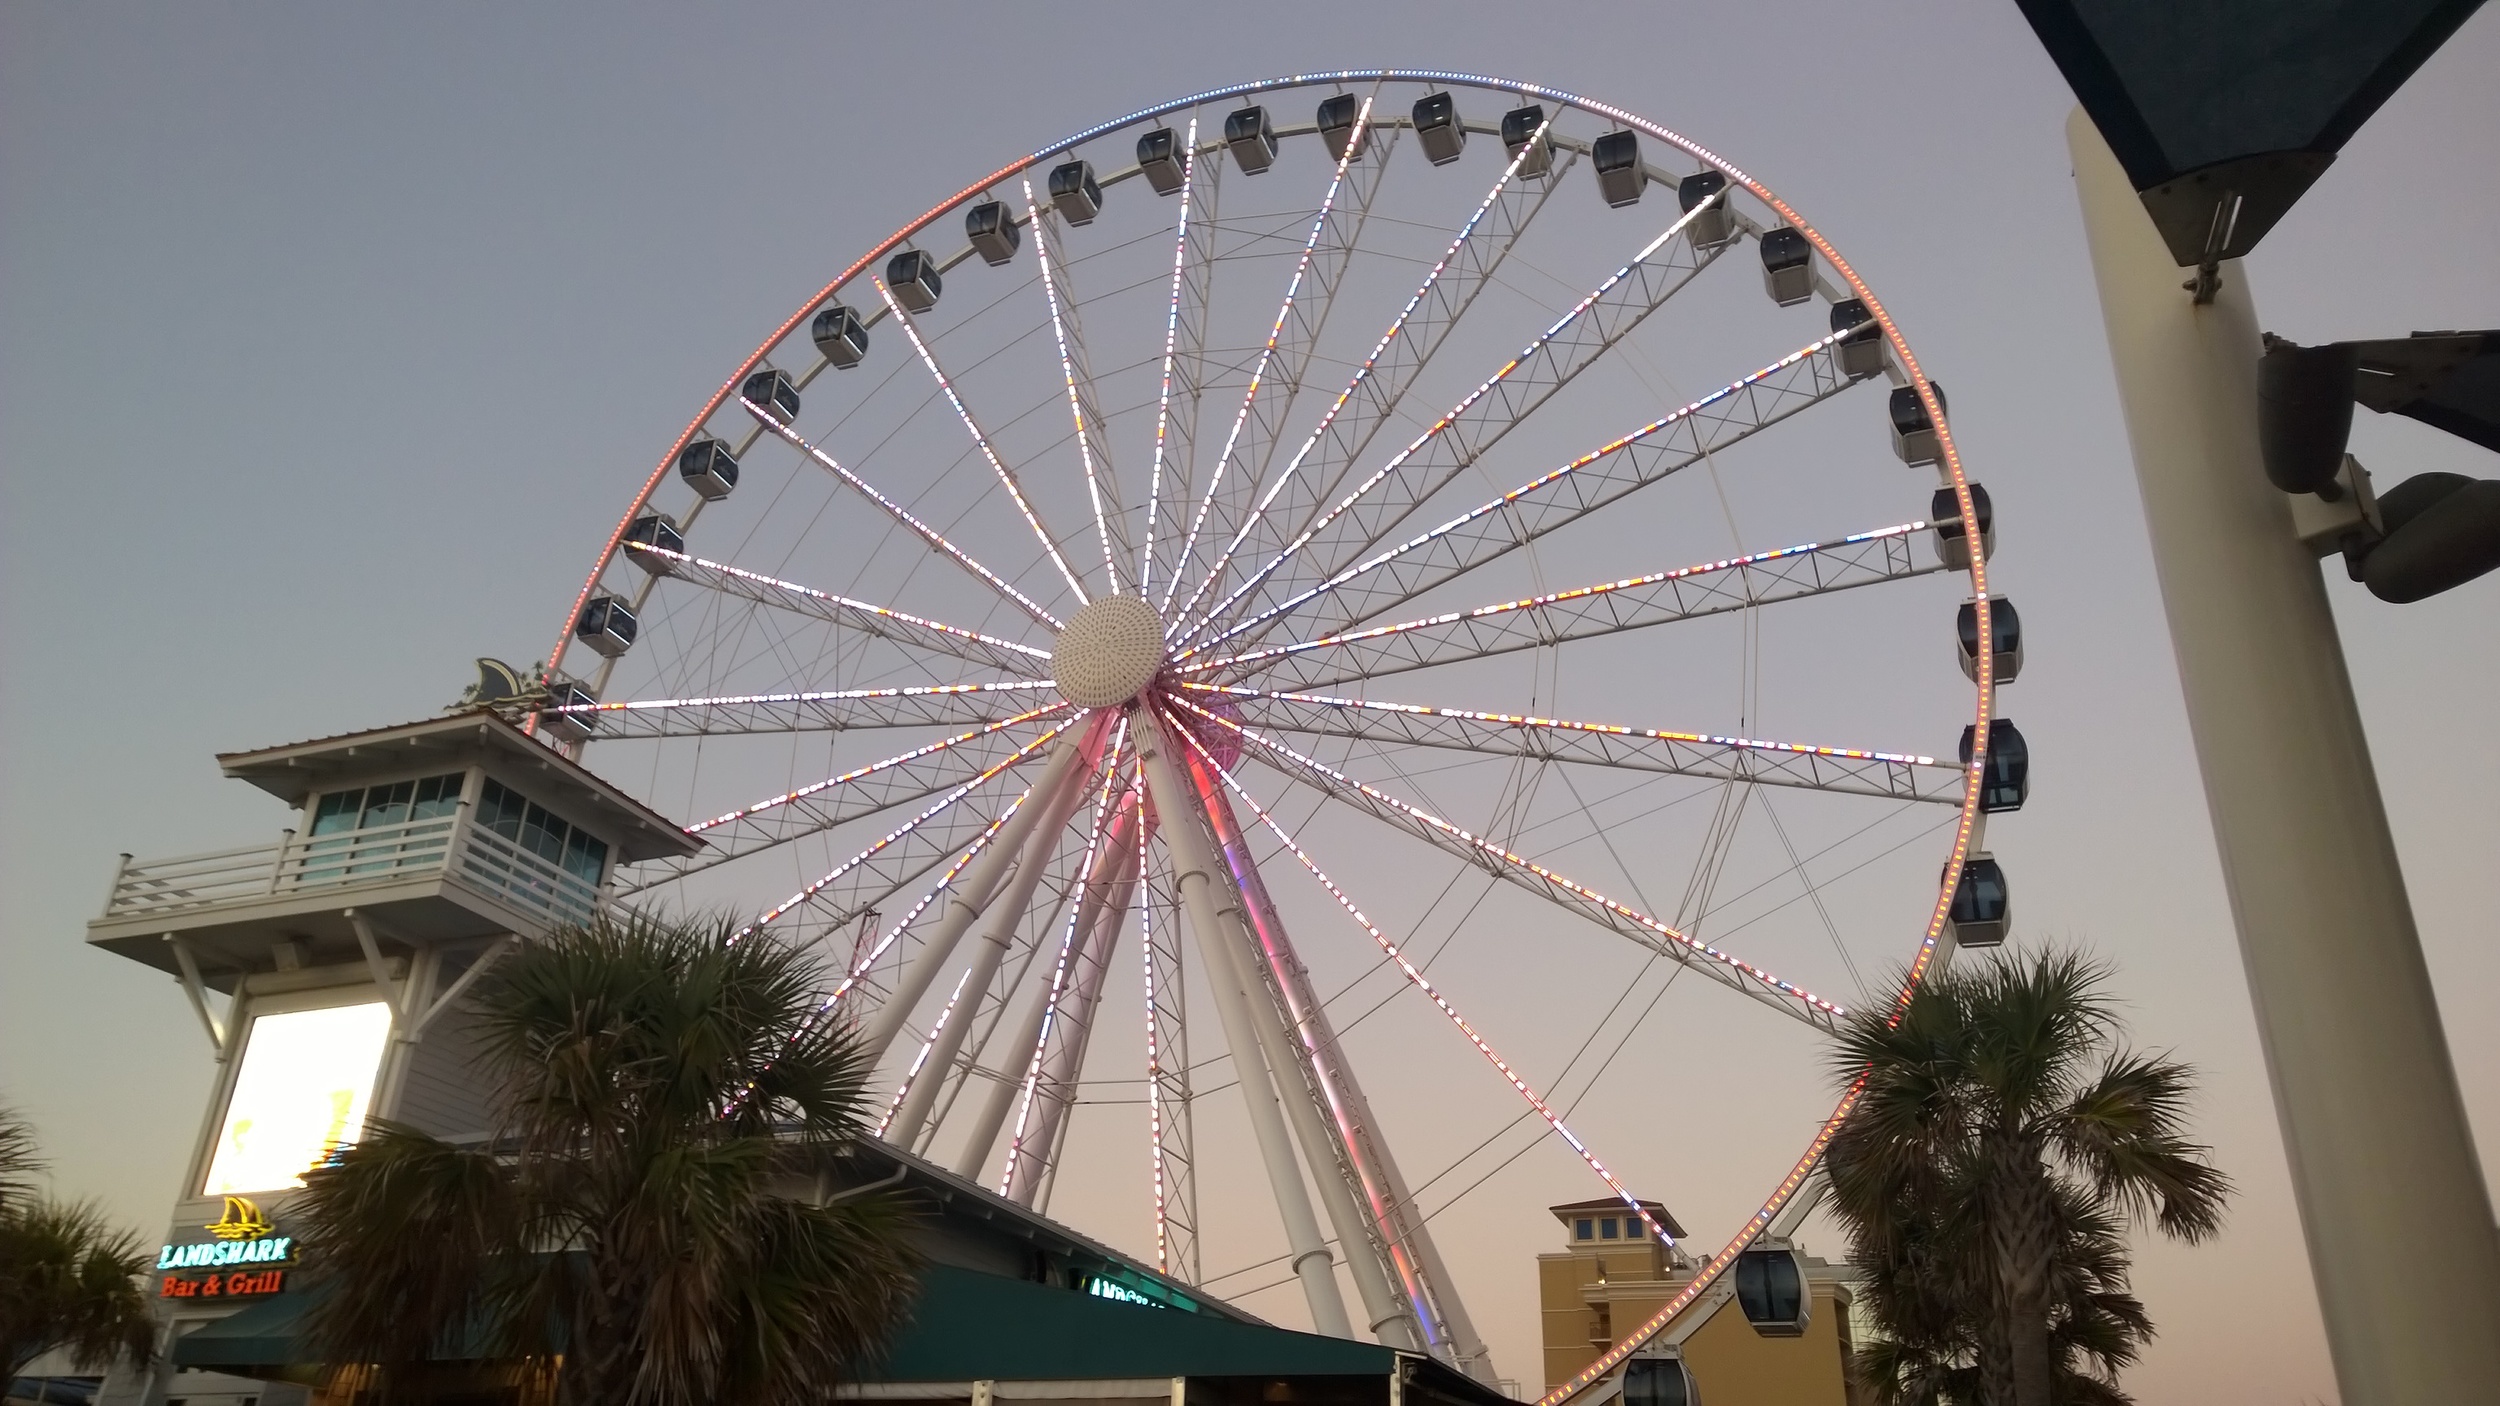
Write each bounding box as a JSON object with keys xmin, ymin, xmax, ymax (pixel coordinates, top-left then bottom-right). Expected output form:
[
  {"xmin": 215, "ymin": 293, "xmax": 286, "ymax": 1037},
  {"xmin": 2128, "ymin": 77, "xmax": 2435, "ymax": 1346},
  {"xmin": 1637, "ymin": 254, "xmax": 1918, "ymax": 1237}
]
[
  {"xmin": 0, "ymin": 1111, "xmax": 159, "ymax": 1384},
  {"xmin": 293, "ymin": 914, "xmax": 920, "ymax": 1406},
  {"xmin": 1825, "ymin": 950, "xmax": 2230, "ymax": 1406}
]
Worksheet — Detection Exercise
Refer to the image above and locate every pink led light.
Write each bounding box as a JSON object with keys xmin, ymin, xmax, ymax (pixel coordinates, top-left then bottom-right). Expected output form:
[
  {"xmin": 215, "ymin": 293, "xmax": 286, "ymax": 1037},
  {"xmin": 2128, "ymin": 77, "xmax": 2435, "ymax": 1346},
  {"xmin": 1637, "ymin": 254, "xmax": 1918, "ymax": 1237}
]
[
  {"xmin": 1162, "ymin": 95, "xmax": 1376, "ymax": 621},
  {"xmin": 875, "ymin": 279, "xmax": 1090, "ymax": 607},
  {"xmin": 1193, "ymin": 323, "xmax": 1861, "ymax": 658},
  {"xmin": 1179, "ymin": 177, "xmax": 1733, "ymax": 651},
  {"xmin": 1165, "ymin": 710, "xmax": 1681, "ymax": 1248},
  {"xmin": 1138, "ymin": 773, "xmax": 1175, "ymax": 1274},
  {"xmin": 1179, "ymin": 523, "xmax": 1928, "ymax": 674},
  {"xmin": 690, "ymin": 705, "xmax": 1070, "ymax": 835},
  {"xmin": 625, "ymin": 542, "xmax": 1052, "ymax": 664},
  {"xmin": 1139, "ymin": 117, "xmax": 1201, "ymax": 600},
  {"xmin": 1169, "ymin": 106, "xmax": 1553, "ymax": 645},
  {"xmin": 1167, "ymin": 694, "xmax": 1846, "ymax": 1019}
]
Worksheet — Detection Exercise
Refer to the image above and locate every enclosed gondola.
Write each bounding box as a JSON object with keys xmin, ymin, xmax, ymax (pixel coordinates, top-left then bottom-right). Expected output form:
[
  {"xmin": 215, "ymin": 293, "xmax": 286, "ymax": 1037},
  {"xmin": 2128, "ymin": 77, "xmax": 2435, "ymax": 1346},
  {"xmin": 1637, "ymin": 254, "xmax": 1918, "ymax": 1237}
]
[
  {"xmin": 1956, "ymin": 596, "xmax": 2023, "ymax": 683},
  {"xmin": 1759, "ymin": 226, "xmax": 1813, "ymax": 306},
  {"xmin": 1931, "ymin": 482, "xmax": 1994, "ymax": 568},
  {"xmin": 1621, "ymin": 1352, "xmax": 1695, "ymax": 1406},
  {"xmin": 1500, "ymin": 104, "xmax": 1552, "ymax": 178},
  {"xmin": 1137, "ymin": 127, "xmax": 1188, "ymax": 194},
  {"xmin": 741, "ymin": 369, "xmax": 799, "ymax": 425},
  {"xmin": 810, "ymin": 303, "xmax": 869, "ymax": 368},
  {"xmin": 1413, "ymin": 91, "xmax": 1464, "ymax": 165},
  {"xmin": 1947, "ymin": 852, "xmax": 2012, "ymax": 947},
  {"xmin": 885, "ymin": 250, "xmax": 942, "ymax": 313},
  {"xmin": 1734, "ymin": 1241, "xmax": 1810, "ymax": 1336},
  {"xmin": 966, "ymin": 200, "xmax": 1021, "ymax": 265},
  {"xmin": 1959, "ymin": 717, "xmax": 2030, "ymax": 813},
  {"xmin": 1316, "ymin": 93, "xmax": 1368, "ymax": 161},
  {"xmin": 1048, "ymin": 160, "xmax": 1102, "ymax": 225},
  {"xmin": 1678, "ymin": 169, "xmax": 1732, "ymax": 248},
  {"xmin": 575, "ymin": 594, "xmax": 638, "ymax": 659},
  {"xmin": 1831, "ymin": 298, "xmax": 1885, "ymax": 379},
  {"xmin": 1224, "ymin": 105, "xmax": 1277, "ymax": 173},
  {"xmin": 1592, "ymin": 130, "xmax": 1646, "ymax": 207},
  {"xmin": 678, "ymin": 436, "xmax": 740, "ymax": 501},
  {"xmin": 1890, "ymin": 382, "xmax": 1948, "ymax": 466},
  {"xmin": 622, "ymin": 513, "xmax": 683, "ymax": 573},
  {"xmin": 540, "ymin": 681, "xmax": 599, "ymax": 744}
]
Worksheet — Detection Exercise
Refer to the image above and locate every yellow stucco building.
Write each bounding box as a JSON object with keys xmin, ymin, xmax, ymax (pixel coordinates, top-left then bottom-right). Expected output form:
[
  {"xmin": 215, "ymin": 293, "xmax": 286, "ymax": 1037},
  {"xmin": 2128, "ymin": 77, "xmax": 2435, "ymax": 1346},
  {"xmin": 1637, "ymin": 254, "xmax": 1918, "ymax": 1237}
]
[{"xmin": 1537, "ymin": 1199, "xmax": 1864, "ymax": 1405}]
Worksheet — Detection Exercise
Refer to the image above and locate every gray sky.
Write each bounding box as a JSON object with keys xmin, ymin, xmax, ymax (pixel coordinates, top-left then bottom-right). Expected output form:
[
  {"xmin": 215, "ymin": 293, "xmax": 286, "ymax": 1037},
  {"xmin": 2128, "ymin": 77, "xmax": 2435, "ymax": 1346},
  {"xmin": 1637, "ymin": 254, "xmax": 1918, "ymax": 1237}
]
[{"xmin": 3, "ymin": 4, "xmax": 2493, "ymax": 1402}]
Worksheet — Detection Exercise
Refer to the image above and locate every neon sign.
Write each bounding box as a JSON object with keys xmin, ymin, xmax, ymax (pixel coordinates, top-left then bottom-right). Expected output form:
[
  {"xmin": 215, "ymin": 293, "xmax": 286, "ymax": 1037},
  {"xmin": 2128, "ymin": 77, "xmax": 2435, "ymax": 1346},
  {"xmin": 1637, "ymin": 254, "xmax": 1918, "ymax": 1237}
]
[{"xmin": 159, "ymin": 1196, "xmax": 298, "ymax": 1298}]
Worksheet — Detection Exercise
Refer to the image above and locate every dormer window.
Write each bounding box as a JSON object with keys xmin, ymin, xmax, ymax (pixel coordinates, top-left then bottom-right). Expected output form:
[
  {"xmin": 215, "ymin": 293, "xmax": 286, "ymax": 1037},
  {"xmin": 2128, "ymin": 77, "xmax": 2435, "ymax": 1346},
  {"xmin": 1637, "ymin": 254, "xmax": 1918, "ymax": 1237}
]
[
  {"xmin": 1576, "ymin": 1218, "xmax": 1594, "ymax": 1241},
  {"xmin": 1601, "ymin": 1218, "xmax": 1620, "ymax": 1239},
  {"xmin": 1626, "ymin": 1216, "xmax": 1644, "ymax": 1239}
]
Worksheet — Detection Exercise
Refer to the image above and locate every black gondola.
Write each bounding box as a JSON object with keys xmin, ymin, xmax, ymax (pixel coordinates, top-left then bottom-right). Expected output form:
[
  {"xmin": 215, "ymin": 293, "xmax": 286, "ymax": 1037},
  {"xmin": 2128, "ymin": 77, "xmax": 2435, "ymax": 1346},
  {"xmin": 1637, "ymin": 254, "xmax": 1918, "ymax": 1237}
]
[
  {"xmin": 1830, "ymin": 298, "xmax": 1884, "ymax": 379},
  {"xmin": 1959, "ymin": 718, "xmax": 2030, "ymax": 813},
  {"xmin": 1890, "ymin": 382, "xmax": 1948, "ymax": 466},
  {"xmin": 1225, "ymin": 105, "xmax": 1277, "ymax": 174},
  {"xmin": 1678, "ymin": 169, "xmax": 1732, "ymax": 248},
  {"xmin": 966, "ymin": 200, "xmax": 1021, "ymax": 265},
  {"xmin": 575, "ymin": 595, "xmax": 638, "ymax": 659},
  {"xmin": 1413, "ymin": 92, "xmax": 1464, "ymax": 165},
  {"xmin": 811, "ymin": 303, "xmax": 869, "ymax": 368},
  {"xmin": 741, "ymin": 369, "xmax": 799, "ymax": 425},
  {"xmin": 678, "ymin": 437, "xmax": 740, "ymax": 501},
  {"xmin": 1048, "ymin": 160, "xmax": 1102, "ymax": 225},
  {"xmin": 1931, "ymin": 482, "xmax": 1993, "ymax": 569},
  {"xmin": 1500, "ymin": 104, "xmax": 1552, "ymax": 178},
  {"xmin": 1734, "ymin": 1242, "xmax": 1810, "ymax": 1336},
  {"xmin": 1947, "ymin": 853, "xmax": 2012, "ymax": 947},
  {"xmin": 540, "ymin": 682, "xmax": 599, "ymax": 744},
  {"xmin": 885, "ymin": 250, "xmax": 942, "ymax": 313},
  {"xmin": 1621, "ymin": 1354, "xmax": 1695, "ymax": 1406},
  {"xmin": 1592, "ymin": 131, "xmax": 1645, "ymax": 208},
  {"xmin": 1137, "ymin": 127, "xmax": 1188, "ymax": 194},
  {"xmin": 1759, "ymin": 226, "xmax": 1813, "ymax": 306},
  {"xmin": 622, "ymin": 513, "xmax": 683, "ymax": 573},
  {"xmin": 1317, "ymin": 93, "xmax": 1368, "ymax": 162},
  {"xmin": 1956, "ymin": 596, "xmax": 2024, "ymax": 683}
]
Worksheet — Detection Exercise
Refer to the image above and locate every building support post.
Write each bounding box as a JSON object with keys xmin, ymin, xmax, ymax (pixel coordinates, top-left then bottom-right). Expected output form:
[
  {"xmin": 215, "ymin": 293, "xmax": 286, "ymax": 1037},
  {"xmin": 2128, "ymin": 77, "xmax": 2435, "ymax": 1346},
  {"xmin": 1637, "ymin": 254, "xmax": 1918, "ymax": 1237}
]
[
  {"xmin": 1138, "ymin": 715, "xmax": 1354, "ymax": 1339},
  {"xmin": 2069, "ymin": 108, "xmax": 2500, "ymax": 1406}
]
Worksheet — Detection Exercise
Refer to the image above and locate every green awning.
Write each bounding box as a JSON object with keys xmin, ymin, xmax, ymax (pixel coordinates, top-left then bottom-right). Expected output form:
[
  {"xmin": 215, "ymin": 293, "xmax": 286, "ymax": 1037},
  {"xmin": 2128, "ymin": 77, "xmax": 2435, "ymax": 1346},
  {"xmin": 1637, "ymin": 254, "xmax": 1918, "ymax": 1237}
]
[{"xmin": 172, "ymin": 1291, "xmax": 308, "ymax": 1370}]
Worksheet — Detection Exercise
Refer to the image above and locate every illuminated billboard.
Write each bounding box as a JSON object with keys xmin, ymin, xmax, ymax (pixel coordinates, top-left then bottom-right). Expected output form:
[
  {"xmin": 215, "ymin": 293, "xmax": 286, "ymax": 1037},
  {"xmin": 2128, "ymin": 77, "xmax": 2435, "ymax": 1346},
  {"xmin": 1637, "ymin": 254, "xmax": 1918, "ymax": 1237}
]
[{"xmin": 201, "ymin": 1001, "xmax": 394, "ymax": 1195}]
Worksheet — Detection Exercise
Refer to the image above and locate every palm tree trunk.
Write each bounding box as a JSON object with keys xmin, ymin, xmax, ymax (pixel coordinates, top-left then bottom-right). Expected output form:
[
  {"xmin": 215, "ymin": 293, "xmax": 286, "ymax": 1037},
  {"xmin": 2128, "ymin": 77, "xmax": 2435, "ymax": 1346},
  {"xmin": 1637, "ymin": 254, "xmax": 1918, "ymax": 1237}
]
[{"xmin": 1986, "ymin": 1149, "xmax": 2061, "ymax": 1406}]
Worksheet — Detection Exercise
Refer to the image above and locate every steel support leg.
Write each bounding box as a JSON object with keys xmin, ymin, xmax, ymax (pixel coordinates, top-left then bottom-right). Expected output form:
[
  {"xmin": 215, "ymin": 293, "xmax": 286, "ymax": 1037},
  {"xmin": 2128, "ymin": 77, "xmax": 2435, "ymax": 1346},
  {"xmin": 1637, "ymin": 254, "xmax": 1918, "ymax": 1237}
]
[
  {"xmin": 1138, "ymin": 715, "xmax": 1354, "ymax": 1339},
  {"xmin": 2070, "ymin": 109, "xmax": 2500, "ymax": 1406},
  {"xmin": 1006, "ymin": 814, "xmax": 1143, "ymax": 1203}
]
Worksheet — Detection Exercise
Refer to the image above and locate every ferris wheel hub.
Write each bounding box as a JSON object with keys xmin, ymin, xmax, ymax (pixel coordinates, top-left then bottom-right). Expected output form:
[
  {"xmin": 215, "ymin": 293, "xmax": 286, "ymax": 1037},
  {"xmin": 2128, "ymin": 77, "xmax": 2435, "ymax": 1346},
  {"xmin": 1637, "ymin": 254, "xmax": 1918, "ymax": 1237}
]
[{"xmin": 1053, "ymin": 593, "xmax": 1166, "ymax": 708}]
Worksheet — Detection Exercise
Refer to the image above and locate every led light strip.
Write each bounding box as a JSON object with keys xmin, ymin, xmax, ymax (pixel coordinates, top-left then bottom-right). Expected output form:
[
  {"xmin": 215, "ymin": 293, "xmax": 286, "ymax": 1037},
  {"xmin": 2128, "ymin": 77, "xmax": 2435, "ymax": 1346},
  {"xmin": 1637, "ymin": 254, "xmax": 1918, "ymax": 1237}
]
[
  {"xmin": 1169, "ymin": 105, "xmax": 1552, "ymax": 642},
  {"xmin": 876, "ymin": 279, "xmax": 1090, "ymax": 607},
  {"xmin": 822, "ymin": 794, "xmax": 1028, "ymax": 1010},
  {"xmin": 1162, "ymin": 94, "xmax": 1377, "ymax": 621},
  {"xmin": 625, "ymin": 542, "xmax": 1052, "ymax": 665},
  {"xmin": 877, "ymin": 966, "xmax": 977, "ymax": 1140},
  {"xmin": 1139, "ymin": 116, "xmax": 1201, "ymax": 600},
  {"xmin": 560, "ymin": 680, "xmax": 1056, "ymax": 717},
  {"xmin": 1168, "ymin": 694, "xmax": 1846, "ymax": 1019},
  {"xmin": 1179, "ymin": 174, "xmax": 1730, "ymax": 650},
  {"xmin": 1175, "ymin": 684, "xmax": 1936, "ymax": 766},
  {"xmin": 1188, "ymin": 324, "xmax": 1857, "ymax": 659},
  {"xmin": 1021, "ymin": 177, "xmax": 1124, "ymax": 597},
  {"xmin": 746, "ymin": 403, "xmax": 1061, "ymax": 630},
  {"xmin": 1165, "ymin": 711, "xmax": 1681, "ymax": 1247},
  {"xmin": 1181, "ymin": 523, "xmax": 1928, "ymax": 675},
  {"xmin": 688, "ymin": 706, "xmax": 1069, "ymax": 835},
  {"xmin": 1138, "ymin": 767, "xmax": 1177, "ymax": 1274}
]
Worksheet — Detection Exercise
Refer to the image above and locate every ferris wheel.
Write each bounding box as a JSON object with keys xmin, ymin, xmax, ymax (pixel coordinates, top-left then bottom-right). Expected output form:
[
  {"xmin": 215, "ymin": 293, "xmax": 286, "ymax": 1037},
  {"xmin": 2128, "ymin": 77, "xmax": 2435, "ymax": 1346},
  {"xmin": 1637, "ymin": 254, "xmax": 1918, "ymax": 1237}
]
[{"xmin": 530, "ymin": 70, "xmax": 2018, "ymax": 1397}]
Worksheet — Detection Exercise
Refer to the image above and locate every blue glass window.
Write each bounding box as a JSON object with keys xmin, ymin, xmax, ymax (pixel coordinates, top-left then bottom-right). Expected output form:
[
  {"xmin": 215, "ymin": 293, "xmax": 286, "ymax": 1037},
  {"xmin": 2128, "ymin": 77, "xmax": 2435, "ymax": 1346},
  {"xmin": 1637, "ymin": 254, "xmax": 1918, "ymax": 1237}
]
[
  {"xmin": 1575, "ymin": 1218, "xmax": 1594, "ymax": 1241},
  {"xmin": 1601, "ymin": 1218, "xmax": 1619, "ymax": 1239}
]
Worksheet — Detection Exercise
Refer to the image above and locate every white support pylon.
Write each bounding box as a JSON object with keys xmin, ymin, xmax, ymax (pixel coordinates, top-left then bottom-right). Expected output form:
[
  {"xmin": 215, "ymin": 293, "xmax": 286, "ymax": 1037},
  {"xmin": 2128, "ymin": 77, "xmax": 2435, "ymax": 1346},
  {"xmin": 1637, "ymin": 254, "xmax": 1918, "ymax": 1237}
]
[
  {"xmin": 2070, "ymin": 108, "xmax": 2500, "ymax": 1406},
  {"xmin": 1137, "ymin": 714, "xmax": 1354, "ymax": 1339}
]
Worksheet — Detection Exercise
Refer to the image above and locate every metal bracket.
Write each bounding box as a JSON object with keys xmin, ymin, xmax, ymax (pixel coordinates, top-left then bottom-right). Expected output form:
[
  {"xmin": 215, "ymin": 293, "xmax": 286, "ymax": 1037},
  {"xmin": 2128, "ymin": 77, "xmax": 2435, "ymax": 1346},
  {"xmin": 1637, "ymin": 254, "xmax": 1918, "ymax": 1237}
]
[
  {"xmin": 404, "ymin": 935, "xmax": 517, "ymax": 1041},
  {"xmin": 345, "ymin": 909, "xmax": 408, "ymax": 1016},
  {"xmin": 164, "ymin": 934, "xmax": 229, "ymax": 1056}
]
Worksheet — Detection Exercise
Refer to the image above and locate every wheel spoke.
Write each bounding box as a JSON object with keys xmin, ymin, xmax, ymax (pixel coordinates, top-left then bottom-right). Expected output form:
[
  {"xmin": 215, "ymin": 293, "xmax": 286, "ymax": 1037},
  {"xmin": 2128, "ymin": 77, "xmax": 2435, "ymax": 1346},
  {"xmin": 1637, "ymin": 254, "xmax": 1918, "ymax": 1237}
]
[
  {"xmin": 1166, "ymin": 694, "xmax": 1844, "ymax": 1031},
  {"xmin": 1169, "ymin": 109, "xmax": 1568, "ymax": 643},
  {"xmin": 623, "ymin": 543, "xmax": 1055, "ymax": 676},
  {"xmin": 1021, "ymin": 176, "xmax": 1130, "ymax": 595},
  {"xmin": 546, "ymin": 680, "xmax": 1058, "ymax": 739},
  {"xmin": 1139, "ymin": 116, "xmax": 1217, "ymax": 604},
  {"xmin": 746, "ymin": 403, "xmax": 1062, "ymax": 630},
  {"xmin": 1163, "ymin": 93, "xmax": 1397, "ymax": 620},
  {"xmin": 618, "ymin": 707, "xmax": 1074, "ymax": 897},
  {"xmin": 1182, "ymin": 521, "xmax": 1943, "ymax": 691},
  {"xmin": 1167, "ymin": 713, "xmax": 1687, "ymax": 1250},
  {"xmin": 1180, "ymin": 182, "xmax": 1735, "ymax": 651},
  {"xmin": 1137, "ymin": 790, "xmax": 1198, "ymax": 1277},
  {"xmin": 1185, "ymin": 686, "xmax": 1962, "ymax": 805},
  {"xmin": 1190, "ymin": 324, "xmax": 1867, "ymax": 657},
  {"xmin": 876, "ymin": 276, "xmax": 1091, "ymax": 607}
]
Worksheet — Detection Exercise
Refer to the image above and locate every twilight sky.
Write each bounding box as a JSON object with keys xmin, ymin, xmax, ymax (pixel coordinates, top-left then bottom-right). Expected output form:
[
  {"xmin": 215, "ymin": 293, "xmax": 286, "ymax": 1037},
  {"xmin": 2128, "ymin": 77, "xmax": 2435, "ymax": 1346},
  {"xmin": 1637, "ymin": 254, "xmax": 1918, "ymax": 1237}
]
[{"xmin": 3, "ymin": 4, "xmax": 2494, "ymax": 1402}]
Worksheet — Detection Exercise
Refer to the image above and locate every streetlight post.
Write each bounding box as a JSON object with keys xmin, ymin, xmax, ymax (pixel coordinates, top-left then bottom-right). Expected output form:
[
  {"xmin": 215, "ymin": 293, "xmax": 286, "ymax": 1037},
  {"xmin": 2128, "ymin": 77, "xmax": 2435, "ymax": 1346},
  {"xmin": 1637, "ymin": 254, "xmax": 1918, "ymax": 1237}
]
[{"xmin": 2067, "ymin": 108, "xmax": 2500, "ymax": 1406}]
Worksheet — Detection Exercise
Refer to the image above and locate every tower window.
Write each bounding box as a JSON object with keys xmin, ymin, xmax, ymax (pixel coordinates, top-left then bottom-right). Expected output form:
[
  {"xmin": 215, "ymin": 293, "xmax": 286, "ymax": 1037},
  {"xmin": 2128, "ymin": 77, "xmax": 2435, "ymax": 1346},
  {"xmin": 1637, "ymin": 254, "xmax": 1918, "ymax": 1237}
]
[
  {"xmin": 1626, "ymin": 1216, "xmax": 1644, "ymax": 1238},
  {"xmin": 1601, "ymin": 1218, "xmax": 1620, "ymax": 1239},
  {"xmin": 1575, "ymin": 1218, "xmax": 1594, "ymax": 1241}
]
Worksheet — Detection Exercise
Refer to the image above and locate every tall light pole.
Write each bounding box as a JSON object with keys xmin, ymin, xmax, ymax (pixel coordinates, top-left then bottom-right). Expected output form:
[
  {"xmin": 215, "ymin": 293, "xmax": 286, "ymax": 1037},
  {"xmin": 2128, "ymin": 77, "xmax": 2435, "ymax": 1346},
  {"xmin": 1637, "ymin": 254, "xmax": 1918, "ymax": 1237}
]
[{"xmin": 2068, "ymin": 111, "xmax": 2500, "ymax": 1406}]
